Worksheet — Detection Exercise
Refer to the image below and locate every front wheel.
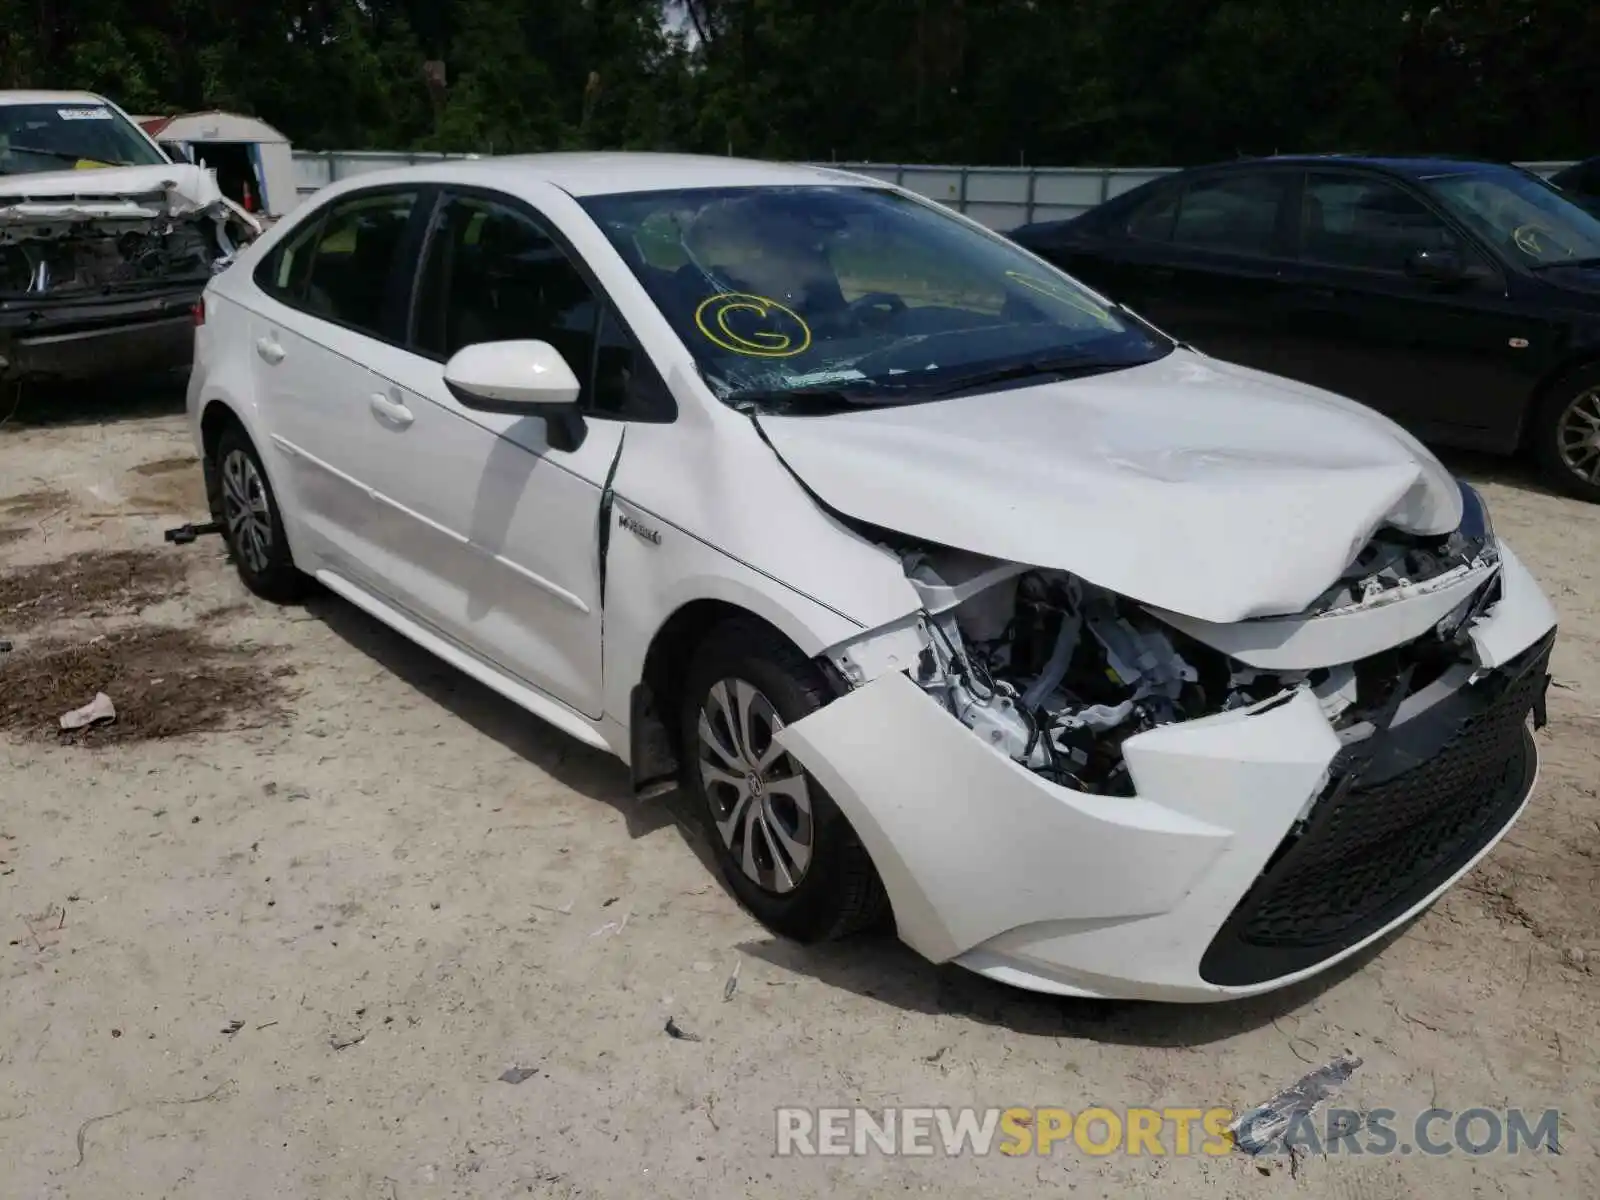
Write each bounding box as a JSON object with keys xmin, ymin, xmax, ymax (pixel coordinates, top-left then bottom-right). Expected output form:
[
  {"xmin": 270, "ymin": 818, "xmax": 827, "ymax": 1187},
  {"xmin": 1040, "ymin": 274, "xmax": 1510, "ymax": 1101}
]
[
  {"xmin": 680, "ymin": 619, "xmax": 888, "ymax": 942},
  {"xmin": 213, "ymin": 424, "xmax": 307, "ymax": 602},
  {"xmin": 1532, "ymin": 365, "xmax": 1600, "ymax": 503}
]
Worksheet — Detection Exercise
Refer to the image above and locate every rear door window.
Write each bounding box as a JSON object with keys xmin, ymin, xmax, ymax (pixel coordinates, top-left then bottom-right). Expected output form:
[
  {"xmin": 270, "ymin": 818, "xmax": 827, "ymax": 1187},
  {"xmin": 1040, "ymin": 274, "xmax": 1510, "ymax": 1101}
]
[
  {"xmin": 1125, "ymin": 188, "xmax": 1181, "ymax": 242},
  {"xmin": 1169, "ymin": 173, "xmax": 1290, "ymax": 257},
  {"xmin": 300, "ymin": 192, "xmax": 419, "ymax": 336}
]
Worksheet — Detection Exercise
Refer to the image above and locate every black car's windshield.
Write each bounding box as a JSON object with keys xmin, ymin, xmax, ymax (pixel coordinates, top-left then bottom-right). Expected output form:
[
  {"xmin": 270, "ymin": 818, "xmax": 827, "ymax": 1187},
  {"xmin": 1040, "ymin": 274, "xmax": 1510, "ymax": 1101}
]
[
  {"xmin": 0, "ymin": 102, "xmax": 167, "ymax": 174},
  {"xmin": 581, "ymin": 185, "xmax": 1171, "ymax": 409},
  {"xmin": 1424, "ymin": 168, "xmax": 1600, "ymax": 267}
]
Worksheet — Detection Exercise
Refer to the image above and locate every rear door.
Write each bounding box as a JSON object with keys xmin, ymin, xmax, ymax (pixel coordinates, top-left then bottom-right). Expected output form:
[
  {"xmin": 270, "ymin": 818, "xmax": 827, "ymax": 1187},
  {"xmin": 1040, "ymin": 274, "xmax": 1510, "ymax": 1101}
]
[
  {"xmin": 1274, "ymin": 169, "xmax": 1533, "ymax": 444},
  {"xmin": 247, "ymin": 186, "xmax": 425, "ymax": 573},
  {"xmin": 1084, "ymin": 169, "xmax": 1304, "ymax": 373}
]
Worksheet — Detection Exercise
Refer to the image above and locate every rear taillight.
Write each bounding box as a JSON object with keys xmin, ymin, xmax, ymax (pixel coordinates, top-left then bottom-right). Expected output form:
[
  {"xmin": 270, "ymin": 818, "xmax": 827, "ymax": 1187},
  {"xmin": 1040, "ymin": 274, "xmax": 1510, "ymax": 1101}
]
[{"xmin": 192, "ymin": 298, "xmax": 206, "ymax": 326}]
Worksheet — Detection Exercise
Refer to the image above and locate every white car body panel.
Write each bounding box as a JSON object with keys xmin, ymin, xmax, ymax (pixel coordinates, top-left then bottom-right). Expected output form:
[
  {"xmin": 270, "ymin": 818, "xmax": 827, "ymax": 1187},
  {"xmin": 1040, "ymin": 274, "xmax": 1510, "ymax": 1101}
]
[
  {"xmin": 1151, "ymin": 563, "xmax": 1496, "ymax": 670},
  {"xmin": 777, "ymin": 567, "xmax": 1550, "ymax": 1001},
  {"xmin": 1470, "ymin": 543, "xmax": 1559, "ymax": 668},
  {"xmin": 185, "ymin": 152, "xmax": 1558, "ymax": 1003},
  {"xmin": 755, "ymin": 349, "xmax": 1462, "ymax": 625}
]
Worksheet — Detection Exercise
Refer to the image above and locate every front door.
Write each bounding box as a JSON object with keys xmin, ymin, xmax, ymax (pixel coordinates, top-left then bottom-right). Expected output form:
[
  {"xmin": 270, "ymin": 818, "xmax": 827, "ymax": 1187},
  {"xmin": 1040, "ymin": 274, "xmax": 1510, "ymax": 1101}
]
[
  {"xmin": 1274, "ymin": 170, "xmax": 1538, "ymax": 447},
  {"xmin": 350, "ymin": 192, "xmax": 633, "ymax": 718}
]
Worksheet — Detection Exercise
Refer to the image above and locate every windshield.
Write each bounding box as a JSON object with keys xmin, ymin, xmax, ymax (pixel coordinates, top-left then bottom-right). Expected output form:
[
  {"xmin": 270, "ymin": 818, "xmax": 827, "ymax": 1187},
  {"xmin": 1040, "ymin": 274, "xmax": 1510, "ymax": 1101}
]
[
  {"xmin": 581, "ymin": 185, "xmax": 1170, "ymax": 409},
  {"xmin": 1424, "ymin": 168, "xmax": 1600, "ymax": 267},
  {"xmin": 0, "ymin": 102, "xmax": 167, "ymax": 174}
]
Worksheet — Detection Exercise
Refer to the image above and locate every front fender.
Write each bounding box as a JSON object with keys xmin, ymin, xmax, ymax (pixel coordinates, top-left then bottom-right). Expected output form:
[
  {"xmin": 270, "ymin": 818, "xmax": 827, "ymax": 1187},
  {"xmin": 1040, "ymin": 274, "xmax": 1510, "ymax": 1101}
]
[{"xmin": 600, "ymin": 494, "xmax": 897, "ymax": 727}]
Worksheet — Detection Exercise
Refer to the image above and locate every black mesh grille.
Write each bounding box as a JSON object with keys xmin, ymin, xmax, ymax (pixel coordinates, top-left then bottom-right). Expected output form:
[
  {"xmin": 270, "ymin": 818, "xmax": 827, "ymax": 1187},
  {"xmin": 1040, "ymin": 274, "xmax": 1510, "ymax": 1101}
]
[{"xmin": 1200, "ymin": 635, "xmax": 1550, "ymax": 987}]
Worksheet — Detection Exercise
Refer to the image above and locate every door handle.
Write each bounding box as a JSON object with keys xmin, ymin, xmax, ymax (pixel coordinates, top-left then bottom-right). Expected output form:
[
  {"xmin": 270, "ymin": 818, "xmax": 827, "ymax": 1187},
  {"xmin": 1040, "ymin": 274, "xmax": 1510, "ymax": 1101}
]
[
  {"xmin": 369, "ymin": 392, "xmax": 415, "ymax": 428},
  {"xmin": 255, "ymin": 335, "xmax": 286, "ymax": 365}
]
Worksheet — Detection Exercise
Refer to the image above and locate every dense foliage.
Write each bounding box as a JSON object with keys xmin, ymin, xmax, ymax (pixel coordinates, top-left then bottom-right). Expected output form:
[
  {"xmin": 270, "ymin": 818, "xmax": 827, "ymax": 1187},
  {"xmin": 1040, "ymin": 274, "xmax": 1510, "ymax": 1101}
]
[{"xmin": 0, "ymin": 0, "xmax": 1593, "ymax": 164}]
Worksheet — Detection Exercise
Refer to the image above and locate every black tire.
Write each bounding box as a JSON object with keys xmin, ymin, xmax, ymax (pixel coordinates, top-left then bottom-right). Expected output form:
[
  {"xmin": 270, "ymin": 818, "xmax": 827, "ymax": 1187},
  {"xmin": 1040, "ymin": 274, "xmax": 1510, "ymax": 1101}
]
[
  {"xmin": 213, "ymin": 423, "xmax": 308, "ymax": 603},
  {"xmin": 680, "ymin": 618, "xmax": 889, "ymax": 942},
  {"xmin": 1531, "ymin": 363, "xmax": 1600, "ymax": 503}
]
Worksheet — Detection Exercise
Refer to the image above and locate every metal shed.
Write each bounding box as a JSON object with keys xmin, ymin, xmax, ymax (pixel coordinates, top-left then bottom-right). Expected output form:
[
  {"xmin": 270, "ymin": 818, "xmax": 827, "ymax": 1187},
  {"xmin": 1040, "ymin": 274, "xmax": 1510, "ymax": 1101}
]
[{"xmin": 136, "ymin": 111, "xmax": 297, "ymax": 219}]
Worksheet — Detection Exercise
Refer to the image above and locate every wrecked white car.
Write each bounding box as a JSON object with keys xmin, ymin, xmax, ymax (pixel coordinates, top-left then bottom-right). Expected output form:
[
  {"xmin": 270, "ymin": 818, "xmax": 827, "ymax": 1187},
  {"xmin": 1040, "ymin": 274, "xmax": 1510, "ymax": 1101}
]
[
  {"xmin": 0, "ymin": 91, "xmax": 257, "ymax": 382},
  {"xmin": 186, "ymin": 156, "xmax": 1557, "ymax": 1001}
]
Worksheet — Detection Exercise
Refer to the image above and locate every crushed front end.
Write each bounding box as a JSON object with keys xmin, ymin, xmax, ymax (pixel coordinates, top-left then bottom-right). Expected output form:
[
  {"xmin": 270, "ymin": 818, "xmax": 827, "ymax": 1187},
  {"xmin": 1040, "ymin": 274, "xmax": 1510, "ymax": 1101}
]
[
  {"xmin": 0, "ymin": 167, "xmax": 257, "ymax": 382},
  {"xmin": 776, "ymin": 485, "xmax": 1556, "ymax": 1000}
]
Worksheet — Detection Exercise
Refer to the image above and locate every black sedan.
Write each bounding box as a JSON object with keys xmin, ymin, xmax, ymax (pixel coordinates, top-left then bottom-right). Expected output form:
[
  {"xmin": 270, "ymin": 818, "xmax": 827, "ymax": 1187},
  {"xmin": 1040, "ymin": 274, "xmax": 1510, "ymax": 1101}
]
[
  {"xmin": 1550, "ymin": 157, "xmax": 1600, "ymax": 216},
  {"xmin": 1011, "ymin": 156, "xmax": 1600, "ymax": 501}
]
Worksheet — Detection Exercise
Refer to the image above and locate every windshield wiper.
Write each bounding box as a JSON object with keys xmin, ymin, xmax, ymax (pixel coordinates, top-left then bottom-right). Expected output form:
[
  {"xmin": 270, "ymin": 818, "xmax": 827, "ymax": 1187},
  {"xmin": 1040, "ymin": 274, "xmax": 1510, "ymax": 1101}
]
[
  {"xmin": 3, "ymin": 145, "xmax": 129, "ymax": 167},
  {"xmin": 1530, "ymin": 255, "xmax": 1600, "ymax": 270},
  {"xmin": 929, "ymin": 353, "xmax": 1128, "ymax": 398},
  {"xmin": 724, "ymin": 382, "xmax": 913, "ymax": 413}
]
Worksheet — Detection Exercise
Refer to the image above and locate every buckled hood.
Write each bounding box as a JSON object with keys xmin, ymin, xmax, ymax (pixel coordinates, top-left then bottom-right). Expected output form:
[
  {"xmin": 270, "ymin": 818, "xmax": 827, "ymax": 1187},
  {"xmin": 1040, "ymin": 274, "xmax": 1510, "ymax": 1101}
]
[{"xmin": 754, "ymin": 350, "xmax": 1463, "ymax": 624}]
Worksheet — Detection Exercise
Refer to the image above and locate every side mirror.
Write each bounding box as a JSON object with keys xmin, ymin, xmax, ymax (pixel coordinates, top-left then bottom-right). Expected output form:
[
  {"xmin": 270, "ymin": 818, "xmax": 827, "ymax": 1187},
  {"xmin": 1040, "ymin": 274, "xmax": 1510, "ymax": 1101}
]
[
  {"xmin": 1405, "ymin": 248, "xmax": 1489, "ymax": 287},
  {"xmin": 443, "ymin": 340, "xmax": 587, "ymax": 451}
]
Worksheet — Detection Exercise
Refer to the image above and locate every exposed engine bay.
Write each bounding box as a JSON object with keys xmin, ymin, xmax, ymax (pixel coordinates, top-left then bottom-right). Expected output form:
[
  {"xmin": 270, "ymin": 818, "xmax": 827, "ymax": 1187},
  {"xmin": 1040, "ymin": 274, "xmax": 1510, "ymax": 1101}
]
[
  {"xmin": 0, "ymin": 165, "xmax": 257, "ymax": 381},
  {"xmin": 898, "ymin": 509, "xmax": 1502, "ymax": 797},
  {"xmin": 0, "ymin": 220, "xmax": 225, "ymax": 297}
]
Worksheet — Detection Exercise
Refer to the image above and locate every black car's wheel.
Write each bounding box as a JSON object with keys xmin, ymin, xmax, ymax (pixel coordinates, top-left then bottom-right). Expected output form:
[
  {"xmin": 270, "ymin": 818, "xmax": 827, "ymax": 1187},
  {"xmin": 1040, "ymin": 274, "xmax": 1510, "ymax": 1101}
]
[
  {"xmin": 680, "ymin": 618, "xmax": 888, "ymax": 942},
  {"xmin": 1532, "ymin": 364, "xmax": 1600, "ymax": 503},
  {"xmin": 213, "ymin": 423, "xmax": 307, "ymax": 603}
]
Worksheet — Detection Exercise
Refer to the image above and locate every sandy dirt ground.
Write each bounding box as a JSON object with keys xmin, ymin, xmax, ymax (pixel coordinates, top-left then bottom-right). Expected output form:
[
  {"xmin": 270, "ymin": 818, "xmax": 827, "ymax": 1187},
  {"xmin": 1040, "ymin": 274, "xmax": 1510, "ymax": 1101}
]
[{"xmin": 0, "ymin": 388, "xmax": 1596, "ymax": 1199}]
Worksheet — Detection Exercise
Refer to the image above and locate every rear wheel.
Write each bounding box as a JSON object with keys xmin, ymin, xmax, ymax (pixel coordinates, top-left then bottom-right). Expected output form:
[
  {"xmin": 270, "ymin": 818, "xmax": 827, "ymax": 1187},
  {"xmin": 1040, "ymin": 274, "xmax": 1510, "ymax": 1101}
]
[
  {"xmin": 213, "ymin": 424, "xmax": 307, "ymax": 603},
  {"xmin": 1532, "ymin": 364, "xmax": 1600, "ymax": 503},
  {"xmin": 680, "ymin": 619, "xmax": 888, "ymax": 942}
]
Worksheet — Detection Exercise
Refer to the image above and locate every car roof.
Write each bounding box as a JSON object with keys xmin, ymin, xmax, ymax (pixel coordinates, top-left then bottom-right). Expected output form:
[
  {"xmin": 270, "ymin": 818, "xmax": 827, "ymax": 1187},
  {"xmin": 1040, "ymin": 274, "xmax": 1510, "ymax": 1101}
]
[
  {"xmin": 373, "ymin": 152, "xmax": 881, "ymax": 198},
  {"xmin": 0, "ymin": 90, "xmax": 113, "ymax": 107},
  {"xmin": 1186, "ymin": 153, "xmax": 1524, "ymax": 179}
]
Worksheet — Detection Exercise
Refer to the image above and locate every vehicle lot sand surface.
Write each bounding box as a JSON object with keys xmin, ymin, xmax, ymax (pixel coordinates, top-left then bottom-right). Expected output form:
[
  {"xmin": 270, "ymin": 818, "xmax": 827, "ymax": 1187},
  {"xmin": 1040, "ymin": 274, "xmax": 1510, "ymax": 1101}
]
[{"xmin": 1, "ymin": 397, "xmax": 1596, "ymax": 1199}]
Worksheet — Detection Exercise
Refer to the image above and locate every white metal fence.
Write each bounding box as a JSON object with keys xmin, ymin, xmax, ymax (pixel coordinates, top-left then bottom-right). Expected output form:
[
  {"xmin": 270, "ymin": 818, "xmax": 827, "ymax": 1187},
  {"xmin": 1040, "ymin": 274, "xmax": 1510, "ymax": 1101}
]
[{"xmin": 291, "ymin": 151, "xmax": 1578, "ymax": 231}]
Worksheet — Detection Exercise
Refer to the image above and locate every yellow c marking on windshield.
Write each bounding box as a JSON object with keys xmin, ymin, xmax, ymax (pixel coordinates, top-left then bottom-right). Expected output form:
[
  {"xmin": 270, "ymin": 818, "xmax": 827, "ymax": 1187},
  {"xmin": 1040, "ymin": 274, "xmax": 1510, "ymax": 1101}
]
[
  {"xmin": 694, "ymin": 292, "xmax": 812, "ymax": 357},
  {"xmin": 1005, "ymin": 271, "xmax": 1119, "ymax": 329}
]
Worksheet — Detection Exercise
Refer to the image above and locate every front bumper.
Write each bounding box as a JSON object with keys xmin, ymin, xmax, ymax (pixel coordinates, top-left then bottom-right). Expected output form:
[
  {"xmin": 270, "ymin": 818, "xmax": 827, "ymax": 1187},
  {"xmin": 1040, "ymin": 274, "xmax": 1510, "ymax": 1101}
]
[
  {"xmin": 775, "ymin": 544, "xmax": 1556, "ymax": 1002},
  {"xmin": 0, "ymin": 286, "xmax": 201, "ymax": 381}
]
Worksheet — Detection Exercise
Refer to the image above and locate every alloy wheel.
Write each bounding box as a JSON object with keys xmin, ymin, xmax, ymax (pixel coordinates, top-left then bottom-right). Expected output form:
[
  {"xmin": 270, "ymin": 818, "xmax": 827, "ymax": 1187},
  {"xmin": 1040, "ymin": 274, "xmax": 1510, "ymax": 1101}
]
[
  {"xmin": 1556, "ymin": 387, "xmax": 1600, "ymax": 484},
  {"xmin": 696, "ymin": 677, "xmax": 815, "ymax": 894},
  {"xmin": 220, "ymin": 448, "xmax": 273, "ymax": 574}
]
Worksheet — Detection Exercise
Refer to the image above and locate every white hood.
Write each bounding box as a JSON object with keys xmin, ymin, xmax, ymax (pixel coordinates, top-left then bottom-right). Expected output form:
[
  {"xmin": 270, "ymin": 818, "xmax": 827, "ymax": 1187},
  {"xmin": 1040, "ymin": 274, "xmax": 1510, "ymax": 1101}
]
[
  {"xmin": 0, "ymin": 162, "xmax": 229, "ymax": 226},
  {"xmin": 754, "ymin": 350, "xmax": 1463, "ymax": 624}
]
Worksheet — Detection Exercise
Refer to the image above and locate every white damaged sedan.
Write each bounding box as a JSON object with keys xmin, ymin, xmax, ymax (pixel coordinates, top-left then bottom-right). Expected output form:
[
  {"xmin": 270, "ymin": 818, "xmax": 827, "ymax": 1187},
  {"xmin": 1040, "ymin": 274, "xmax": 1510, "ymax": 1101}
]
[{"xmin": 187, "ymin": 154, "xmax": 1558, "ymax": 1002}]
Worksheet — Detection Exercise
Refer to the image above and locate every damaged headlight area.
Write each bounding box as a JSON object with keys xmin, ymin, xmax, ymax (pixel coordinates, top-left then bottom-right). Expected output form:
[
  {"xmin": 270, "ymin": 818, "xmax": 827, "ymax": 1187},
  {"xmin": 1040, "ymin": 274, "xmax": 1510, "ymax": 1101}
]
[
  {"xmin": 1304, "ymin": 481, "xmax": 1498, "ymax": 618},
  {"xmin": 834, "ymin": 521, "xmax": 1505, "ymax": 798},
  {"xmin": 899, "ymin": 555, "xmax": 1299, "ymax": 796}
]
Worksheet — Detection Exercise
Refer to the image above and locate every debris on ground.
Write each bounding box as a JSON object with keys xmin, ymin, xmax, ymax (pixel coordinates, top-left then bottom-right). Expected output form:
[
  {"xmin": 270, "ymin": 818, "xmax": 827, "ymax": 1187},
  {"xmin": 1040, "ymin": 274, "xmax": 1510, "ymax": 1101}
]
[
  {"xmin": 664, "ymin": 1017, "xmax": 702, "ymax": 1042},
  {"xmin": 221, "ymin": 1019, "xmax": 244, "ymax": 1036},
  {"xmin": 723, "ymin": 959, "xmax": 741, "ymax": 1002},
  {"xmin": 329, "ymin": 1032, "xmax": 367, "ymax": 1051},
  {"xmin": 498, "ymin": 1066, "xmax": 539, "ymax": 1084},
  {"xmin": 0, "ymin": 488, "xmax": 70, "ymax": 521},
  {"xmin": 590, "ymin": 904, "xmax": 631, "ymax": 938},
  {"xmin": 1, "ymin": 626, "xmax": 289, "ymax": 742},
  {"xmin": 0, "ymin": 548, "xmax": 188, "ymax": 630},
  {"xmin": 59, "ymin": 692, "xmax": 116, "ymax": 732},
  {"xmin": 1230, "ymin": 1054, "xmax": 1363, "ymax": 1155}
]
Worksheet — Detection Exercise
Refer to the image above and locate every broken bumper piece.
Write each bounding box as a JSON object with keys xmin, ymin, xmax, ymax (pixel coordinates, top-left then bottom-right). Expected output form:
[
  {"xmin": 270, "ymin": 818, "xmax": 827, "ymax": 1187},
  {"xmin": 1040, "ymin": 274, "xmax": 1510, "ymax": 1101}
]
[{"xmin": 775, "ymin": 547, "xmax": 1554, "ymax": 1002}]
